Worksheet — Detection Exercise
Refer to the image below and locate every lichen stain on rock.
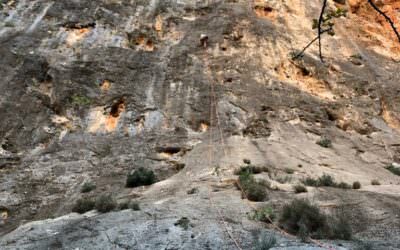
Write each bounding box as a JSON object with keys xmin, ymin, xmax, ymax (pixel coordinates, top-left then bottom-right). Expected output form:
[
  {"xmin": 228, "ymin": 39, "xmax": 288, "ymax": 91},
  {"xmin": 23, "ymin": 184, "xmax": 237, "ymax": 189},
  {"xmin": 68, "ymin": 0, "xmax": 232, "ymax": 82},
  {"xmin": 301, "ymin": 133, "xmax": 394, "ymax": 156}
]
[
  {"xmin": 276, "ymin": 62, "xmax": 336, "ymax": 100},
  {"xmin": 154, "ymin": 15, "xmax": 163, "ymax": 33},
  {"xmin": 253, "ymin": 0, "xmax": 276, "ymax": 20},
  {"xmin": 65, "ymin": 28, "xmax": 91, "ymax": 47},
  {"xmin": 349, "ymin": 0, "xmax": 400, "ymax": 55},
  {"xmin": 132, "ymin": 34, "xmax": 155, "ymax": 51},
  {"xmin": 87, "ymin": 98, "xmax": 129, "ymax": 133},
  {"xmin": 51, "ymin": 115, "xmax": 70, "ymax": 125},
  {"xmin": 87, "ymin": 107, "xmax": 124, "ymax": 134},
  {"xmin": 198, "ymin": 122, "xmax": 209, "ymax": 133},
  {"xmin": 381, "ymin": 101, "xmax": 400, "ymax": 131},
  {"xmin": 100, "ymin": 80, "xmax": 111, "ymax": 92},
  {"xmin": 1, "ymin": 210, "xmax": 8, "ymax": 220}
]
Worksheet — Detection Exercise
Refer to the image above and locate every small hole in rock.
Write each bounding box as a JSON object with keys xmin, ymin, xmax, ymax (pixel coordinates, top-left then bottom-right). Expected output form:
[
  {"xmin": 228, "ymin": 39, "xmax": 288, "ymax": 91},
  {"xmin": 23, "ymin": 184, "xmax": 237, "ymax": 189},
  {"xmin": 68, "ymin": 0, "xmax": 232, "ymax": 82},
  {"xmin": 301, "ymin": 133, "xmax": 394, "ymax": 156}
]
[
  {"xmin": 264, "ymin": 6, "xmax": 273, "ymax": 12},
  {"xmin": 156, "ymin": 146, "xmax": 181, "ymax": 155},
  {"xmin": 110, "ymin": 98, "xmax": 126, "ymax": 117}
]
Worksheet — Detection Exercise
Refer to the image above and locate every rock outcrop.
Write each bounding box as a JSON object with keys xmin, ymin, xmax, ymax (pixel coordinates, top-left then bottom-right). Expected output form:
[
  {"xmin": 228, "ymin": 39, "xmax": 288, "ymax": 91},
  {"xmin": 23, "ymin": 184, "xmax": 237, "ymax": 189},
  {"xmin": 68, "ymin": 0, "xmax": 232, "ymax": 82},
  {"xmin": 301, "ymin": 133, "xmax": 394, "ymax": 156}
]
[{"xmin": 1, "ymin": 0, "xmax": 400, "ymax": 249}]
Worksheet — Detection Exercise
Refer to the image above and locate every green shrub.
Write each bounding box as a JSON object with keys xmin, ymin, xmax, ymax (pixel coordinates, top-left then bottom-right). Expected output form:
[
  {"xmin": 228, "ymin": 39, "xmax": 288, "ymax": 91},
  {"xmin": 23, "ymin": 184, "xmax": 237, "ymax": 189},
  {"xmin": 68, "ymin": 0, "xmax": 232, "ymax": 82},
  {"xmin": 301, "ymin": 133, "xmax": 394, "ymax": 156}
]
[
  {"xmin": 371, "ymin": 179, "xmax": 380, "ymax": 185},
  {"xmin": 81, "ymin": 182, "xmax": 96, "ymax": 193},
  {"xmin": 318, "ymin": 174, "xmax": 335, "ymax": 186},
  {"xmin": 293, "ymin": 184, "xmax": 307, "ymax": 193},
  {"xmin": 118, "ymin": 201, "xmax": 130, "ymax": 210},
  {"xmin": 352, "ymin": 181, "xmax": 361, "ymax": 189},
  {"xmin": 72, "ymin": 198, "xmax": 95, "ymax": 214},
  {"xmin": 238, "ymin": 172, "xmax": 267, "ymax": 202},
  {"xmin": 279, "ymin": 199, "xmax": 352, "ymax": 240},
  {"xmin": 336, "ymin": 182, "xmax": 351, "ymax": 189},
  {"xmin": 245, "ymin": 182, "xmax": 268, "ymax": 202},
  {"xmin": 354, "ymin": 241, "xmax": 374, "ymax": 250},
  {"xmin": 302, "ymin": 177, "xmax": 319, "ymax": 186},
  {"xmin": 254, "ymin": 233, "xmax": 277, "ymax": 250},
  {"xmin": 187, "ymin": 187, "xmax": 199, "ymax": 195},
  {"xmin": 126, "ymin": 167, "xmax": 156, "ymax": 188},
  {"xmin": 284, "ymin": 168, "xmax": 295, "ymax": 174},
  {"xmin": 276, "ymin": 175, "xmax": 292, "ymax": 184},
  {"xmin": 385, "ymin": 164, "xmax": 400, "ymax": 176},
  {"xmin": 174, "ymin": 217, "xmax": 190, "ymax": 230},
  {"xmin": 331, "ymin": 209, "xmax": 352, "ymax": 240},
  {"xmin": 95, "ymin": 194, "xmax": 117, "ymax": 213},
  {"xmin": 118, "ymin": 201, "xmax": 140, "ymax": 211},
  {"xmin": 129, "ymin": 202, "xmax": 140, "ymax": 211},
  {"xmin": 302, "ymin": 174, "xmax": 351, "ymax": 189},
  {"xmin": 316, "ymin": 138, "xmax": 332, "ymax": 148},
  {"xmin": 251, "ymin": 206, "xmax": 275, "ymax": 223},
  {"xmin": 279, "ymin": 199, "xmax": 329, "ymax": 240},
  {"xmin": 350, "ymin": 54, "xmax": 363, "ymax": 60},
  {"xmin": 234, "ymin": 165, "xmax": 268, "ymax": 175}
]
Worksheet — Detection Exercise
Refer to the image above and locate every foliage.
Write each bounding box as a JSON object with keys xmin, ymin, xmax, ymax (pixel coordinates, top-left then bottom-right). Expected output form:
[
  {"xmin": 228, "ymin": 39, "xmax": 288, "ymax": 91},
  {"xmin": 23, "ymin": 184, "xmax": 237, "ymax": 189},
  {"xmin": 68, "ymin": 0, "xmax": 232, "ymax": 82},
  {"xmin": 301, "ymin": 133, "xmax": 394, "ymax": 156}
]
[
  {"xmin": 187, "ymin": 187, "xmax": 199, "ymax": 195},
  {"xmin": 174, "ymin": 217, "xmax": 190, "ymax": 230},
  {"xmin": 316, "ymin": 138, "xmax": 332, "ymax": 148},
  {"xmin": 331, "ymin": 208, "xmax": 352, "ymax": 240},
  {"xmin": 385, "ymin": 164, "xmax": 400, "ymax": 176},
  {"xmin": 275, "ymin": 175, "xmax": 292, "ymax": 184},
  {"xmin": 72, "ymin": 198, "xmax": 95, "ymax": 214},
  {"xmin": 350, "ymin": 54, "xmax": 363, "ymax": 60},
  {"xmin": 81, "ymin": 182, "xmax": 96, "ymax": 193},
  {"xmin": 352, "ymin": 181, "xmax": 361, "ymax": 190},
  {"xmin": 354, "ymin": 241, "xmax": 374, "ymax": 250},
  {"xmin": 251, "ymin": 206, "xmax": 276, "ymax": 223},
  {"xmin": 336, "ymin": 182, "xmax": 351, "ymax": 189},
  {"xmin": 371, "ymin": 179, "xmax": 381, "ymax": 185},
  {"xmin": 118, "ymin": 201, "xmax": 140, "ymax": 211},
  {"xmin": 312, "ymin": 8, "xmax": 347, "ymax": 36},
  {"xmin": 254, "ymin": 233, "xmax": 277, "ymax": 250},
  {"xmin": 302, "ymin": 174, "xmax": 351, "ymax": 189},
  {"xmin": 279, "ymin": 199, "xmax": 352, "ymax": 240},
  {"xmin": 130, "ymin": 202, "xmax": 140, "ymax": 211},
  {"xmin": 95, "ymin": 194, "xmax": 117, "ymax": 213},
  {"xmin": 284, "ymin": 168, "xmax": 295, "ymax": 174},
  {"xmin": 118, "ymin": 201, "xmax": 130, "ymax": 210},
  {"xmin": 234, "ymin": 165, "xmax": 268, "ymax": 175},
  {"xmin": 318, "ymin": 174, "xmax": 335, "ymax": 186},
  {"xmin": 126, "ymin": 167, "xmax": 156, "ymax": 188},
  {"xmin": 279, "ymin": 199, "xmax": 329, "ymax": 240},
  {"xmin": 243, "ymin": 158, "xmax": 251, "ymax": 164},
  {"xmin": 294, "ymin": 0, "xmax": 400, "ymax": 61},
  {"xmin": 293, "ymin": 184, "xmax": 307, "ymax": 193},
  {"xmin": 238, "ymin": 171, "xmax": 267, "ymax": 202},
  {"xmin": 302, "ymin": 177, "xmax": 319, "ymax": 187}
]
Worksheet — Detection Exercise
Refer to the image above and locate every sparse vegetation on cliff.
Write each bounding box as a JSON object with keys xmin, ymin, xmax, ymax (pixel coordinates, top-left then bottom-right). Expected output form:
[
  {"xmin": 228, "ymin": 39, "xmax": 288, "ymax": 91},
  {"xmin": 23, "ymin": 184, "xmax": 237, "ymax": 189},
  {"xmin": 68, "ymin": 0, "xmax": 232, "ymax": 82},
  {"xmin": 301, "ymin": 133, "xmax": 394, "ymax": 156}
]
[
  {"xmin": 126, "ymin": 167, "xmax": 156, "ymax": 188},
  {"xmin": 95, "ymin": 194, "xmax": 117, "ymax": 213},
  {"xmin": 238, "ymin": 171, "xmax": 268, "ymax": 202},
  {"xmin": 293, "ymin": 184, "xmax": 307, "ymax": 193},
  {"xmin": 72, "ymin": 198, "xmax": 95, "ymax": 214},
  {"xmin": 385, "ymin": 164, "xmax": 400, "ymax": 176},
  {"xmin": 302, "ymin": 174, "xmax": 351, "ymax": 189},
  {"xmin": 279, "ymin": 199, "xmax": 352, "ymax": 241}
]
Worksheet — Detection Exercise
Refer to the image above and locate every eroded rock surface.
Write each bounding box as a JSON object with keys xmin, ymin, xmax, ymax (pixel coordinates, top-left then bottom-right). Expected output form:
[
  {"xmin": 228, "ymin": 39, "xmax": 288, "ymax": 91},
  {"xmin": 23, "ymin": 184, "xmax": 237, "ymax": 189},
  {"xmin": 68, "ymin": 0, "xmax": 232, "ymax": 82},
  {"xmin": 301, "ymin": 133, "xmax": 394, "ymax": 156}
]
[{"xmin": 1, "ymin": 0, "xmax": 400, "ymax": 249}]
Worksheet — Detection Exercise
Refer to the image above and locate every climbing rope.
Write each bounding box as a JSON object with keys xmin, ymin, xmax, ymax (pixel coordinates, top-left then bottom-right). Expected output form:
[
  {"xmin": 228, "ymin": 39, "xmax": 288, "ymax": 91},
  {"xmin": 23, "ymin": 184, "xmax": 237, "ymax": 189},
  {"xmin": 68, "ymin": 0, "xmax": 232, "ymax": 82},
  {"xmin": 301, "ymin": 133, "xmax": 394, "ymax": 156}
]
[
  {"xmin": 200, "ymin": 1, "xmax": 336, "ymax": 248},
  {"xmin": 202, "ymin": 42, "xmax": 335, "ymax": 250},
  {"xmin": 203, "ymin": 48, "xmax": 243, "ymax": 250}
]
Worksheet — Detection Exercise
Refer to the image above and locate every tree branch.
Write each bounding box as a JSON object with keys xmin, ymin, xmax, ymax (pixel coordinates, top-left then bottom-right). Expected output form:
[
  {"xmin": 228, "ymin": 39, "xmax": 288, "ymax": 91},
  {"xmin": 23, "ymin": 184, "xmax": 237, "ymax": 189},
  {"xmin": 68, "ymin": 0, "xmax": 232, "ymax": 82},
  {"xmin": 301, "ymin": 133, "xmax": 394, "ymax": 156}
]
[
  {"xmin": 292, "ymin": 28, "xmax": 332, "ymax": 60},
  {"xmin": 367, "ymin": 0, "xmax": 400, "ymax": 43},
  {"xmin": 318, "ymin": 0, "xmax": 329, "ymax": 62}
]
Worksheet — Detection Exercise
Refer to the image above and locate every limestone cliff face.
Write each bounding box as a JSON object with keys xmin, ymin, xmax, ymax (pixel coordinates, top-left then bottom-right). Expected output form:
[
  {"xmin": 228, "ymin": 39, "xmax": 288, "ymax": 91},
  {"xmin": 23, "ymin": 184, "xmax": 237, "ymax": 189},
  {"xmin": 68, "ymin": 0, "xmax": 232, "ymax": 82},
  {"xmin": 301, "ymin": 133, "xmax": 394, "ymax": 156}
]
[{"xmin": 1, "ymin": 0, "xmax": 400, "ymax": 249}]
